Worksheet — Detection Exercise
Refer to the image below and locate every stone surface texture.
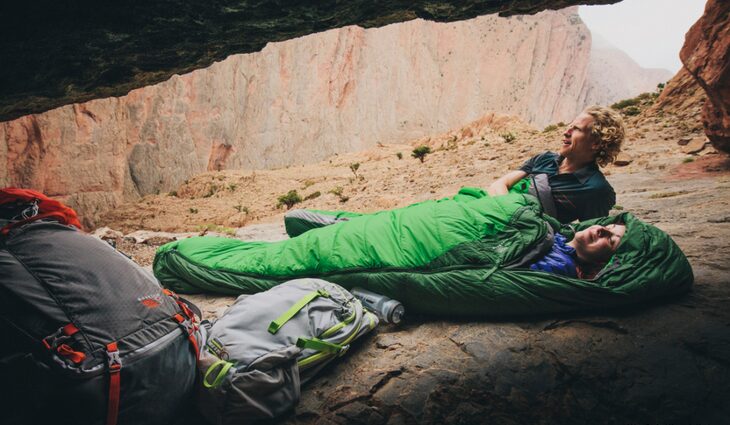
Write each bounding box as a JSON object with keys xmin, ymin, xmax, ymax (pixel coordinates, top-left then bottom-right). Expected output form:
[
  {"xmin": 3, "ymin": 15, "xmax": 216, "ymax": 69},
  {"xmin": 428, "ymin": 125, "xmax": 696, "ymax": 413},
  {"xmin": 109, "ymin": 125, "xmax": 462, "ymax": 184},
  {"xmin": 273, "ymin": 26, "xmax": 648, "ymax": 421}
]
[
  {"xmin": 680, "ymin": 0, "xmax": 730, "ymax": 154},
  {"xmin": 1, "ymin": 9, "xmax": 667, "ymax": 228}
]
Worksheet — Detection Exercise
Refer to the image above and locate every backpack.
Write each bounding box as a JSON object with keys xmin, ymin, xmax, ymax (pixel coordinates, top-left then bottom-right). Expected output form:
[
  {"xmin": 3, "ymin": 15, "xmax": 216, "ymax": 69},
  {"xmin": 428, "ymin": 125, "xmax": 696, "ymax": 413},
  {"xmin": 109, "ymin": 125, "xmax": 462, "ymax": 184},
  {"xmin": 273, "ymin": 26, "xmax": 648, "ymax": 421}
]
[
  {"xmin": 197, "ymin": 278, "xmax": 379, "ymax": 424},
  {"xmin": 0, "ymin": 189, "xmax": 202, "ymax": 425}
]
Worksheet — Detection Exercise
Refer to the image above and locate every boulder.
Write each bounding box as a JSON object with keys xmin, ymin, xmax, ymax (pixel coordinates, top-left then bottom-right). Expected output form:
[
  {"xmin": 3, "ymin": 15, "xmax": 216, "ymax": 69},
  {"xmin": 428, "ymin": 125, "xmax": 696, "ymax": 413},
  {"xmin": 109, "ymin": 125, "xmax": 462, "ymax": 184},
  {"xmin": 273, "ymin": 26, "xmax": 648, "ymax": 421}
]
[
  {"xmin": 681, "ymin": 137, "xmax": 709, "ymax": 155},
  {"xmin": 92, "ymin": 226, "xmax": 123, "ymax": 241}
]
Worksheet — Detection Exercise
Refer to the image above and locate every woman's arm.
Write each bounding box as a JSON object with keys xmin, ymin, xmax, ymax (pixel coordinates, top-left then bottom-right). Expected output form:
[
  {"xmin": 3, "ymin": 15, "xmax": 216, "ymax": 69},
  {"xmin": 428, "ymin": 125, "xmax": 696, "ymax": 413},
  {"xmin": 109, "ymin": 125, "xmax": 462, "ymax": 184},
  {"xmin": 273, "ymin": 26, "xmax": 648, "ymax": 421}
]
[{"xmin": 487, "ymin": 170, "xmax": 528, "ymax": 196}]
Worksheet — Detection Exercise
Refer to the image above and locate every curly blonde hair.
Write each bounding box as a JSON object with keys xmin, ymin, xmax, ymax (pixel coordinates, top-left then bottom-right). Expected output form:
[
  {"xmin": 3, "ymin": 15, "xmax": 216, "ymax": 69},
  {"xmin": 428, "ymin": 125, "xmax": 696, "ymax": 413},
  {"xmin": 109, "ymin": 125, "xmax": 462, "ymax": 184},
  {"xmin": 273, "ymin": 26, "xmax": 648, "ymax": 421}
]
[{"xmin": 584, "ymin": 106, "xmax": 625, "ymax": 167}]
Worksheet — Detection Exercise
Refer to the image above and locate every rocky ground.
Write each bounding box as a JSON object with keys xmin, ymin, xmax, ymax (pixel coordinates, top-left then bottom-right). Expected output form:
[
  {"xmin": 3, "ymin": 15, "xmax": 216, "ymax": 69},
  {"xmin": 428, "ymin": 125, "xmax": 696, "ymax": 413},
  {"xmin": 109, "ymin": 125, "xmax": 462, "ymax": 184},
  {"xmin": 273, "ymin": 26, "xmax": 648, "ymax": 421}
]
[{"xmin": 100, "ymin": 91, "xmax": 730, "ymax": 423}]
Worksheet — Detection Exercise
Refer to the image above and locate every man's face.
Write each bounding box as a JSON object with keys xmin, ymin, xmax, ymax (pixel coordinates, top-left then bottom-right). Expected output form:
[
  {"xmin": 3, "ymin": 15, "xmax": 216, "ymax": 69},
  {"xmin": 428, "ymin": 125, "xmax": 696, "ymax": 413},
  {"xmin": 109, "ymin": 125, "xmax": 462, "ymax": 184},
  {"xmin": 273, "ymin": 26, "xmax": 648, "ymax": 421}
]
[
  {"xmin": 559, "ymin": 113, "xmax": 597, "ymax": 159},
  {"xmin": 572, "ymin": 224, "xmax": 626, "ymax": 263}
]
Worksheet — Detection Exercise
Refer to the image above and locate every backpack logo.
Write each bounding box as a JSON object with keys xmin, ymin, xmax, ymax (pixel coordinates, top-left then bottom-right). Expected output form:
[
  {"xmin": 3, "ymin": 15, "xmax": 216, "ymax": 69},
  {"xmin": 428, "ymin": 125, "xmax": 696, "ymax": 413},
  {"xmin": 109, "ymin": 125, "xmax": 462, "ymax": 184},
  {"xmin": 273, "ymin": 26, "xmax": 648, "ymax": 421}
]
[{"xmin": 138, "ymin": 293, "xmax": 163, "ymax": 309}]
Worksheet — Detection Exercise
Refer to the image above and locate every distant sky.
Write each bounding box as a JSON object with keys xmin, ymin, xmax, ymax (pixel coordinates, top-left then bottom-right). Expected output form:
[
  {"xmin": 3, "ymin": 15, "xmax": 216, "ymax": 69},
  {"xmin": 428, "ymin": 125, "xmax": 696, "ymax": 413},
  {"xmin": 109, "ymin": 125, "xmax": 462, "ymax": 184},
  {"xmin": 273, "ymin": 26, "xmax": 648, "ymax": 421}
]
[{"xmin": 579, "ymin": 0, "xmax": 706, "ymax": 73}]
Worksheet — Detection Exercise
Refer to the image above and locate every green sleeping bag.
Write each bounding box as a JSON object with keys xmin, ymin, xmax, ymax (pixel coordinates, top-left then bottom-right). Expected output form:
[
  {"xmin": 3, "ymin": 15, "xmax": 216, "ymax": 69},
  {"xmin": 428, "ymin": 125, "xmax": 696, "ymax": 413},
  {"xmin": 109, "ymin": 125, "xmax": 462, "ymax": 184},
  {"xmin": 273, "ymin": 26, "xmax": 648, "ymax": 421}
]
[{"xmin": 153, "ymin": 191, "xmax": 693, "ymax": 317}]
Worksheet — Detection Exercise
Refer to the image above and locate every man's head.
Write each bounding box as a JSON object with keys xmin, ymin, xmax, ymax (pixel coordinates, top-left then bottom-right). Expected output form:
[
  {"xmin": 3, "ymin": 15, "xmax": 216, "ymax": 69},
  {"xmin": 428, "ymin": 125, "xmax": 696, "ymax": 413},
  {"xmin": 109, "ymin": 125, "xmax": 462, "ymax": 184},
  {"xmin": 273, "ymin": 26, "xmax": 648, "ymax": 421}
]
[{"xmin": 560, "ymin": 106, "xmax": 625, "ymax": 167}]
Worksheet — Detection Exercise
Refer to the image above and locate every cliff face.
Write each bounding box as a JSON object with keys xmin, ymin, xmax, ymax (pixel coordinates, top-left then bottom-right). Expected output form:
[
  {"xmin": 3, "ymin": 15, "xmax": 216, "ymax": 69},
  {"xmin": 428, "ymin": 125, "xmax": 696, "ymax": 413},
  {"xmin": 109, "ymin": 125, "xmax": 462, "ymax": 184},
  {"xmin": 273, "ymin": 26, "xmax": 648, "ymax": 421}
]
[
  {"xmin": 581, "ymin": 36, "xmax": 673, "ymax": 107},
  {"xmin": 0, "ymin": 8, "xmax": 672, "ymax": 226},
  {"xmin": 680, "ymin": 0, "xmax": 730, "ymax": 154}
]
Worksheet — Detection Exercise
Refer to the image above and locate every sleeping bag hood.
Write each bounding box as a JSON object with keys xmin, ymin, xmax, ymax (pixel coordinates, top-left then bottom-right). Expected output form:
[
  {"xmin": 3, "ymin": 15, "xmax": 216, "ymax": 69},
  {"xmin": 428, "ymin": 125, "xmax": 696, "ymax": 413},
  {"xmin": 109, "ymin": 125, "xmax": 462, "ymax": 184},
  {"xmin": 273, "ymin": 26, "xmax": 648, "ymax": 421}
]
[{"xmin": 153, "ymin": 191, "xmax": 693, "ymax": 317}]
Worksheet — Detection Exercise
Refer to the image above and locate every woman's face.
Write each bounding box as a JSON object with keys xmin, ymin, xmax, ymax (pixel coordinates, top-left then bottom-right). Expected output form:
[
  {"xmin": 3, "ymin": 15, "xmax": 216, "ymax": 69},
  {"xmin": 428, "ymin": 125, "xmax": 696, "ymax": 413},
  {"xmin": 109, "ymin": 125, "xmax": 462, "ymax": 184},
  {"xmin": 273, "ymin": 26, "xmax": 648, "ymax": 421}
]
[{"xmin": 572, "ymin": 224, "xmax": 626, "ymax": 263}]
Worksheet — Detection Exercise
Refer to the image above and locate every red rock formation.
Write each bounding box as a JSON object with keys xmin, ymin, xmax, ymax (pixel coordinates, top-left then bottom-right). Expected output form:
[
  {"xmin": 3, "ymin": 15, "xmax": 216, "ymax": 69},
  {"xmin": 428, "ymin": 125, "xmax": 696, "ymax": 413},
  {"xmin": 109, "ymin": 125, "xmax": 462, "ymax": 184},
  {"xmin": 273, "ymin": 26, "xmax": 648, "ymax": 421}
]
[{"xmin": 680, "ymin": 0, "xmax": 730, "ymax": 153}]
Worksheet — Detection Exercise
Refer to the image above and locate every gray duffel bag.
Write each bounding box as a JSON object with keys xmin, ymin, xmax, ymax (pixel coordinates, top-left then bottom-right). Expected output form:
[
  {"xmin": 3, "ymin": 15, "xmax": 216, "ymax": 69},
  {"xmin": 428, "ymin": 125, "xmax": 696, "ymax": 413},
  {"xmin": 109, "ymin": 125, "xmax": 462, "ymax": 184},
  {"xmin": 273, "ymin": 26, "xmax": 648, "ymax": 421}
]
[{"xmin": 197, "ymin": 278, "xmax": 379, "ymax": 424}]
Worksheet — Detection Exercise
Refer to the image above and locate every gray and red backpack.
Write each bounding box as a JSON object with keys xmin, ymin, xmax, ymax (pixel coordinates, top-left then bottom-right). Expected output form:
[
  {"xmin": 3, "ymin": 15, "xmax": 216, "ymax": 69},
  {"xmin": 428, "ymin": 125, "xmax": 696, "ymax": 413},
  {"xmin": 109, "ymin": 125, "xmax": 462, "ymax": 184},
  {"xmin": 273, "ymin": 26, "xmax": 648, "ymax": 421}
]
[{"xmin": 0, "ymin": 188, "xmax": 202, "ymax": 425}]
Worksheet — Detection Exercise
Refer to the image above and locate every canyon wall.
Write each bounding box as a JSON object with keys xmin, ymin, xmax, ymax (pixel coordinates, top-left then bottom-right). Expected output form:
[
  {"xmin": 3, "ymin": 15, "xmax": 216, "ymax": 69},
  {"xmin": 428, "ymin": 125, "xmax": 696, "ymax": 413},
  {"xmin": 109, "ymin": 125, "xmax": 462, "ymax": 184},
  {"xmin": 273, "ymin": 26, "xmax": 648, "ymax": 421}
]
[
  {"xmin": 581, "ymin": 35, "xmax": 673, "ymax": 107},
  {"xmin": 1, "ymin": 9, "xmax": 667, "ymax": 226}
]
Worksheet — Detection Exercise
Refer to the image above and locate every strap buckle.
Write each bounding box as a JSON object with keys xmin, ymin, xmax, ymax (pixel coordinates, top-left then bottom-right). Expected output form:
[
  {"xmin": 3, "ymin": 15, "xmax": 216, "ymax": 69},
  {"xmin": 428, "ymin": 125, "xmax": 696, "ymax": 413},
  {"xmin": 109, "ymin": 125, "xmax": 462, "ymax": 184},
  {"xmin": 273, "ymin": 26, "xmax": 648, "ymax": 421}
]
[
  {"xmin": 107, "ymin": 347, "xmax": 122, "ymax": 372},
  {"xmin": 42, "ymin": 327, "xmax": 68, "ymax": 350},
  {"xmin": 42, "ymin": 323, "xmax": 79, "ymax": 350}
]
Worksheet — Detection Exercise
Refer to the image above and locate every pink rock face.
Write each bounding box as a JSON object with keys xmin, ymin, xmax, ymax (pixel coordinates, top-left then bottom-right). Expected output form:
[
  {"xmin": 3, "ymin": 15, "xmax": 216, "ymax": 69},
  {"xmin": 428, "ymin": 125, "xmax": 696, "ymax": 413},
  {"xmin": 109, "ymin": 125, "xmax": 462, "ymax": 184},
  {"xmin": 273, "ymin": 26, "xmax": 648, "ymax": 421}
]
[
  {"xmin": 680, "ymin": 0, "xmax": 730, "ymax": 153},
  {"xmin": 0, "ymin": 8, "xmax": 667, "ymax": 226}
]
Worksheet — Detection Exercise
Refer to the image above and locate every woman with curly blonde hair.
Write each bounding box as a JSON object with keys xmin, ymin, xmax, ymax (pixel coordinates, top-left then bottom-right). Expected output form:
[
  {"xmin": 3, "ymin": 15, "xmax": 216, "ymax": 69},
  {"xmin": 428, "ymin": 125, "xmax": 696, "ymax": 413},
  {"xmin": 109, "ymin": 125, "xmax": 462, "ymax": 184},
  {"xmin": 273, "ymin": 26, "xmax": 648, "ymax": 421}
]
[{"xmin": 488, "ymin": 105, "xmax": 625, "ymax": 223}]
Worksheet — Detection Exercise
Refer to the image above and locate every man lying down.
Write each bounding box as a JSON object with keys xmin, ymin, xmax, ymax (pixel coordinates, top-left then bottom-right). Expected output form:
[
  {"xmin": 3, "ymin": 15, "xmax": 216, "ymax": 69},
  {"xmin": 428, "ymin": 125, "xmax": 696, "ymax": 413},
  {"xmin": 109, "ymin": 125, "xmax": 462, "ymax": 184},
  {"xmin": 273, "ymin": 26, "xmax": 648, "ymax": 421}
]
[{"xmin": 153, "ymin": 192, "xmax": 693, "ymax": 317}]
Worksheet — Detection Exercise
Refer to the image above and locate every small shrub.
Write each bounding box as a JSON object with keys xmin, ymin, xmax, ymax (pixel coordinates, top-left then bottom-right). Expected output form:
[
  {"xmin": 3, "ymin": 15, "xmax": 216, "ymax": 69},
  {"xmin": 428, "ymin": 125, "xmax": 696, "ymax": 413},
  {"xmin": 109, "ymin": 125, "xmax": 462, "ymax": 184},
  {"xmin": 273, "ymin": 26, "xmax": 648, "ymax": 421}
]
[
  {"xmin": 682, "ymin": 157, "xmax": 695, "ymax": 163},
  {"xmin": 168, "ymin": 191, "xmax": 178, "ymax": 197},
  {"xmin": 349, "ymin": 162, "xmax": 360, "ymax": 179},
  {"xmin": 277, "ymin": 190, "xmax": 302, "ymax": 209},
  {"xmin": 557, "ymin": 122, "xmax": 565, "ymax": 127},
  {"xmin": 613, "ymin": 205, "xmax": 624, "ymax": 211},
  {"xmin": 396, "ymin": 152, "xmax": 403, "ymax": 160},
  {"xmin": 543, "ymin": 124, "xmax": 558, "ymax": 133},
  {"xmin": 329, "ymin": 186, "xmax": 349, "ymax": 203},
  {"xmin": 500, "ymin": 132, "xmax": 516, "ymax": 143},
  {"xmin": 188, "ymin": 208, "xmax": 198, "ymax": 214},
  {"xmin": 203, "ymin": 184, "xmax": 218, "ymax": 198},
  {"xmin": 195, "ymin": 224, "xmax": 236, "ymax": 236},
  {"xmin": 636, "ymin": 92, "xmax": 657, "ymax": 101},
  {"xmin": 411, "ymin": 145, "xmax": 432, "ymax": 163},
  {"xmin": 304, "ymin": 191, "xmax": 321, "ymax": 201},
  {"xmin": 302, "ymin": 179, "xmax": 316, "ymax": 189},
  {"xmin": 623, "ymin": 106, "xmax": 641, "ymax": 116},
  {"xmin": 446, "ymin": 135, "xmax": 458, "ymax": 150},
  {"xmin": 233, "ymin": 204, "xmax": 249, "ymax": 214},
  {"xmin": 611, "ymin": 98, "xmax": 640, "ymax": 110},
  {"xmin": 227, "ymin": 184, "xmax": 237, "ymax": 192}
]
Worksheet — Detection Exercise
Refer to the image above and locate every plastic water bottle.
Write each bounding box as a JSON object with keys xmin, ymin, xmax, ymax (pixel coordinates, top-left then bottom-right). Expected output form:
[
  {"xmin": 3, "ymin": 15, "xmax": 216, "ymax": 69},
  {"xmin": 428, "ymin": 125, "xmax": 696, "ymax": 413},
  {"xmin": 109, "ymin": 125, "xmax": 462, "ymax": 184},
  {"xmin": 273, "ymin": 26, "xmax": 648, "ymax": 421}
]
[{"xmin": 351, "ymin": 287, "xmax": 405, "ymax": 324}]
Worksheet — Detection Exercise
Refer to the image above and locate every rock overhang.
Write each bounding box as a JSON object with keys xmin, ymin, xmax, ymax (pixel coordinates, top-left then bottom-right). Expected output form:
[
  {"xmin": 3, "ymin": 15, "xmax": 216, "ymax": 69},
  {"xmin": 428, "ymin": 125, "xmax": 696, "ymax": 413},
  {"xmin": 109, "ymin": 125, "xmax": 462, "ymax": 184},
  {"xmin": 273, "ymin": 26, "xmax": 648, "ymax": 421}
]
[{"xmin": 0, "ymin": 0, "xmax": 620, "ymax": 122}]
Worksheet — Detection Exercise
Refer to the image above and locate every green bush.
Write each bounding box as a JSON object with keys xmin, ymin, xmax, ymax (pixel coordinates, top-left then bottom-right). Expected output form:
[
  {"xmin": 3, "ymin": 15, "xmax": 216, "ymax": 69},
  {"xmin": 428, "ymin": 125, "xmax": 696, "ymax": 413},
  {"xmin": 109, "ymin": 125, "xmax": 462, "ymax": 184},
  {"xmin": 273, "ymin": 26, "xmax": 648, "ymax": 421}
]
[
  {"xmin": 543, "ymin": 124, "xmax": 558, "ymax": 133},
  {"xmin": 277, "ymin": 190, "xmax": 302, "ymax": 209},
  {"xmin": 349, "ymin": 162, "xmax": 360, "ymax": 179},
  {"xmin": 304, "ymin": 191, "xmax": 321, "ymax": 201},
  {"xmin": 611, "ymin": 98, "xmax": 640, "ymax": 110},
  {"xmin": 396, "ymin": 152, "xmax": 403, "ymax": 160},
  {"xmin": 328, "ymin": 186, "xmax": 349, "ymax": 203},
  {"xmin": 411, "ymin": 145, "xmax": 432, "ymax": 163},
  {"xmin": 500, "ymin": 132, "xmax": 516, "ymax": 143},
  {"xmin": 623, "ymin": 106, "xmax": 641, "ymax": 116}
]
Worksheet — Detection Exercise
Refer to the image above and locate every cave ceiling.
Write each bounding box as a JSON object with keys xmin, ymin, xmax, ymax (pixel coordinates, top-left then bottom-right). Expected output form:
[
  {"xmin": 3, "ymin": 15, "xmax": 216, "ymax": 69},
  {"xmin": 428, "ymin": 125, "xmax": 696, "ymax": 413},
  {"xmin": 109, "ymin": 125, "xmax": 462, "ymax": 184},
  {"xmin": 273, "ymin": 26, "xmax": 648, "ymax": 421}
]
[{"xmin": 0, "ymin": 0, "xmax": 620, "ymax": 122}]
